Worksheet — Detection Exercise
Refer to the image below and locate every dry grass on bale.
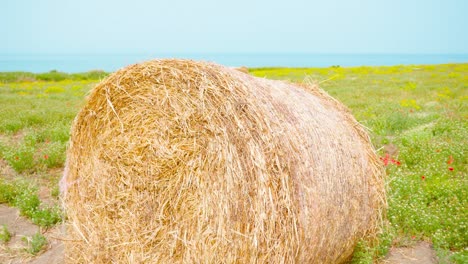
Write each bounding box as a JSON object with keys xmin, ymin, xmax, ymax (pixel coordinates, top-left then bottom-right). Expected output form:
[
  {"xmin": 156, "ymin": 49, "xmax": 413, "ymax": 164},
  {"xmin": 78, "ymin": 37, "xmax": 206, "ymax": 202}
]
[
  {"xmin": 233, "ymin": 66, "xmax": 249, "ymax": 74},
  {"xmin": 61, "ymin": 59, "xmax": 386, "ymax": 263}
]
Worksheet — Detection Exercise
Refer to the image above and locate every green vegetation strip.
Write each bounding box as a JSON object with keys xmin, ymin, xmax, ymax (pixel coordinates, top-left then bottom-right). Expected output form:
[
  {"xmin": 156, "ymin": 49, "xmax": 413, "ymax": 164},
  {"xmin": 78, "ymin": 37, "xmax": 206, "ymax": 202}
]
[
  {"xmin": 0, "ymin": 70, "xmax": 108, "ymax": 83},
  {"xmin": 22, "ymin": 232, "xmax": 48, "ymax": 255},
  {"xmin": 0, "ymin": 180, "xmax": 61, "ymax": 227}
]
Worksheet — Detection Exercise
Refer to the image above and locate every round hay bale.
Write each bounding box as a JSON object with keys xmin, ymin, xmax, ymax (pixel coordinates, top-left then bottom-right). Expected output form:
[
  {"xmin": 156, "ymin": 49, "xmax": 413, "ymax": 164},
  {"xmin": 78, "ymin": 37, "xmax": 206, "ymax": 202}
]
[{"xmin": 62, "ymin": 59, "xmax": 385, "ymax": 263}]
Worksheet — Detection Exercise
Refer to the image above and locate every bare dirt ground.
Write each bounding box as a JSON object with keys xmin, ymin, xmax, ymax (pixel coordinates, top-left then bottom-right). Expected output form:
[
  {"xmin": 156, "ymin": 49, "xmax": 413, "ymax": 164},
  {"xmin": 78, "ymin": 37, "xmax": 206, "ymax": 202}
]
[
  {"xmin": 382, "ymin": 242, "xmax": 439, "ymax": 264},
  {"xmin": 0, "ymin": 159, "xmax": 16, "ymax": 180}
]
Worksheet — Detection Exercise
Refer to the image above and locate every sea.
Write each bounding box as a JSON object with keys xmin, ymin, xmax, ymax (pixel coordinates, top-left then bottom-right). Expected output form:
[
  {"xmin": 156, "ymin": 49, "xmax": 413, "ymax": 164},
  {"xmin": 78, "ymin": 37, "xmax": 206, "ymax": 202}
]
[{"xmin": 0, "ymin": 53, "xmax": 467, "ymax": 73}]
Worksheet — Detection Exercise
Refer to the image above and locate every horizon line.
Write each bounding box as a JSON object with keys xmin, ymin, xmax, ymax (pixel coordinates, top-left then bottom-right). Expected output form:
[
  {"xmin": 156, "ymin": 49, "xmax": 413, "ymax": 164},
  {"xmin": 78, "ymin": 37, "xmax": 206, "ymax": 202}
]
[{"xmin": 1, "ymin": 52, "xmax": 468, "ymax": 56}]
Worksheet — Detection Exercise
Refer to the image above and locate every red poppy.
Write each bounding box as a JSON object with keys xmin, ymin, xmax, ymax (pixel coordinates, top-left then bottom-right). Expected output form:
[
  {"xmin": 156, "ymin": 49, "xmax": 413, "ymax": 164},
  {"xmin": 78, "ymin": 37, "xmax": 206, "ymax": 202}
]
[
  {"xmin": 448, "ymin": 167, "xmax": 454, "ymax": 171},
  {"xmin": 421, "ymin": 175, "xmax": 426, "ymax": 180},
  {"xmin": 380, "ymin": 154, "xmax": 401, "ymax": 166},
  {"xmin": 380, "ymin": 154, "xmax": 388, "ymax": 166},
  {"xmin": 14, "ymin": 156, "xmax": 19, "ymax": 160},
  {"xmin": 447, "ymin": 155, "xmax": 454, "ymax": 165},
  {"xmin": 44, "ymin": 154, "xmax": 49, "ymax": 160}
]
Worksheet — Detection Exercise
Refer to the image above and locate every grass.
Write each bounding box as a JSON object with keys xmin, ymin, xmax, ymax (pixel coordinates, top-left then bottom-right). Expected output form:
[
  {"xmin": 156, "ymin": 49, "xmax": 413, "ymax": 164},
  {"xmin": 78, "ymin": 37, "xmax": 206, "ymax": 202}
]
[
  {"xmin": 22, "ymin": 232, "xmax": 47, "ymax": 255},
  {"xmin": 0, "ymin": 70, "xmax": 108, "ymax": 83},
  {"xmin": 0, "ymin": 79, "xmax": 91, "ymax": 173},
  {"xmin": 0, "ymin": 65, "xmax": 466, "ymax": 262},
  {"xmin": 0, "ymin": 179, "xmax": 62, "ymax": 227},
  {"xmin": 0, "ymin": 225, "xmax": 12, "ymax": 243}
]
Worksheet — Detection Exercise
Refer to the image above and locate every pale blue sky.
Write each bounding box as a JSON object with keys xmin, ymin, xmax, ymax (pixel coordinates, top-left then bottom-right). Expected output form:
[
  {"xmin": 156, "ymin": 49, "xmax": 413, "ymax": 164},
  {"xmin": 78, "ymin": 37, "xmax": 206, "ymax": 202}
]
[{"xmin": 1, "ymin": 0, "xmax": 467, "ymax": 54}]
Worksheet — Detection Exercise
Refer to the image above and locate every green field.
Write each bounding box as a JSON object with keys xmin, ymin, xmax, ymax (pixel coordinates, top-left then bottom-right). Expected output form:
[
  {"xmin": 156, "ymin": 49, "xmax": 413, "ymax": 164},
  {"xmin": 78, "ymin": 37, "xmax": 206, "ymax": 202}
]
[{"xmin": 0, "ymin": 64, "xmax": 466, "ymax": 262}]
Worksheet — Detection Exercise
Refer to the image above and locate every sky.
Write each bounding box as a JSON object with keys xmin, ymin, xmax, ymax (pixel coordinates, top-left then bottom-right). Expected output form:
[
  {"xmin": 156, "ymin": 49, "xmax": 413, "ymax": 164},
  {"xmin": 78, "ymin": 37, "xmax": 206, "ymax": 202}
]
[{"xmin": 1, "ymin": 0, "xmax": 467, "ymax": 54}]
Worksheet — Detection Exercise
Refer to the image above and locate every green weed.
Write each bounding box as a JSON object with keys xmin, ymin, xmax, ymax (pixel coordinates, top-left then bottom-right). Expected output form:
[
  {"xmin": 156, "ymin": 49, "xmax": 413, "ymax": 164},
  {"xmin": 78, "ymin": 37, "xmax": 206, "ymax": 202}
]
[
  {"xmin": 350, "ymin": 228, "xmax": 395, "ymax": 263},
  {"xmin": 22, "ymin": 232, "xmax": 47, "ymax": 255},
  {"xmin": 41, "ymin": 141, "xmax": 67, "ymax": 168},
  {"xmin": 3, "ymin": 145, "xmax": 37, "ymax": 173},
  {"xmin": 0, "ymin": 225, "xmax": 12, "ymax": 243},
  {"xmin": 30, "ymin": 206, "xmax": 62, "ymax": 228},
  {"xmin": 0, "ymin": 179, "xmax": 62, "ymax": 227}
]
